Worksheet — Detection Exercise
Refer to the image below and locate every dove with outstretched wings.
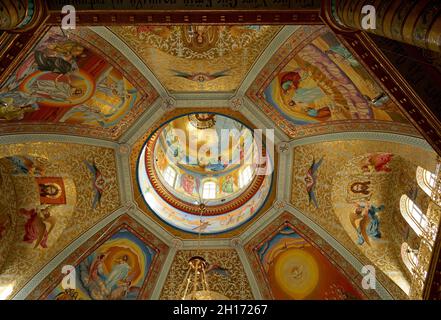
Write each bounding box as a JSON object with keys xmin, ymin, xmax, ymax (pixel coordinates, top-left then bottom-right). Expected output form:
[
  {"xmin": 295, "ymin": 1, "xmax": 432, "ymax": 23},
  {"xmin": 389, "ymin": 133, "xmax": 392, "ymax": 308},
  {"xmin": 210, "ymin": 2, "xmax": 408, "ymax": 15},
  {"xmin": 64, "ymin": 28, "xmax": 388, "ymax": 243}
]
[
  {"xmin": 206, "ymin": 263, "xmax": 230, "ymax": 278},
  {"xmin": 304, "ymin": 157, "xmax": 323, "ymax": 208},
  {"xmin": 84, "ymin": 161, "xmax": 106, "ymax": 209},
  {"xmin": 170, "ymin": 69, "xmax": 231, "ymax": 82}
]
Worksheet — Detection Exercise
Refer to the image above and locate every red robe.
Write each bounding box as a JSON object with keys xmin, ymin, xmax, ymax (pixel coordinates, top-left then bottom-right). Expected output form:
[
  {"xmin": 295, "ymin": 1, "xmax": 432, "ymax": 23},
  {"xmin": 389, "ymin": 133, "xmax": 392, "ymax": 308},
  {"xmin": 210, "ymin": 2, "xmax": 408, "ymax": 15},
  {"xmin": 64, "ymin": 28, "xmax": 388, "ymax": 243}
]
[
  {"xmin": 89, "ymin": 257, "xmax": 103, "ymax": 281},
  {"xmin": 182, "ymin": 175, "xmax": 195, "ymax": 195},
  {"xmin": 20, "ymin": 208, "xmax": 48, "ymax": 248}
]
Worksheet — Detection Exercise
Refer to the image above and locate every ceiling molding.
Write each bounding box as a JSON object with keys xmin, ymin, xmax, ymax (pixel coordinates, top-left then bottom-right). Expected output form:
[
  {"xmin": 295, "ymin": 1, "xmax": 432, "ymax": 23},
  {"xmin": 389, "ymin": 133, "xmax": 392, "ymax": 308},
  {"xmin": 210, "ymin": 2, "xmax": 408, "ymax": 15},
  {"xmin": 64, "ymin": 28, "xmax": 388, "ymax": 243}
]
[
  {"xmin": 115, "ymin": 144, "xmax": 133, "ymax": 205},
  {"xmin": 240, "ymin": 206, "xmax": 284, "ymax": 242},
  {"xmin": 88, "ymin": 26, "xmax": 168, "ymax": 97},
  {"xmin": 175, "ymin": 98, "xmax": 230, "ymax": 109},
  {"xmin": 11, "ymin": 207, "xmax": 127, "ymax": 300},
  {"xmin": 241, "ymin": 97, "xmax": 289, "ymax": 143},
  {"xmin": 288, "ymin": 131, "xmax": 433, "ymax": 151},
  {"xmin": 150, "ymin": 247, "xmax": 178, "ymax": 300},
  {"xmin": 122, "ymin": 99, "xmax": 166, "ymax": 146},
  {"xmin": 237, "ymin": 26, "xmax": 299, "ymax": 96},
  {"xmin": 180, "ymin": 239, "xmax": 231, "ymax": 249},
  {"xmin": 235, "ymin": 246, "xmax": 263, "ymax": 300},
  {"xmin": 276, "ymin": 149, "xmax": 294, "ymax": 202},
  {"xmin": 128, "ymin": 207, "xmax": 175, "ymax": 246},
  {"xmin": 172, "ymin": 92, "xmax": 234, "ymax": 101},
  {"xmin": 0, "ymin": 134, "xmax": 118, "ymax": 149}
]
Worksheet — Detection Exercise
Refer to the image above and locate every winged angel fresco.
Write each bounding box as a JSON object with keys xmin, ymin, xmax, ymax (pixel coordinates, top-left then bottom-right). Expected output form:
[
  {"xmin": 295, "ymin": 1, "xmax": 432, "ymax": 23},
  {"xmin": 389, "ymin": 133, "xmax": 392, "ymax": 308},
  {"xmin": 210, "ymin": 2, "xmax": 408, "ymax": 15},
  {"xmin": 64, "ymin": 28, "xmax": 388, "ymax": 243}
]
[{"xmin": 349, "ymin": 202, "xmax": 384, "ymax": 246}]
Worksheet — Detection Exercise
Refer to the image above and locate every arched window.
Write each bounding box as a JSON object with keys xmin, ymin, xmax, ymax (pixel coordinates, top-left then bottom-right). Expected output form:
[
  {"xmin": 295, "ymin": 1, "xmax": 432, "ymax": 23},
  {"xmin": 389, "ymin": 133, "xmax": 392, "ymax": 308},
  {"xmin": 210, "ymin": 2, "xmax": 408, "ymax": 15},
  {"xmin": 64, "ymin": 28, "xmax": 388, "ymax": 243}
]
[
  {"xmin": 400, "ymin": 195, "xmax": 429, "ymax": 237},
  {"xmin": 239, "ymin": 166, "xmax": 253, "ymax": 188},
  {"xmin": 202, "ymin": 181, "xmax": 216, "ymax": 199},
  {"xmin": 401, "ymin": 242, "xmax": 418, "ymax": 273},
  {"xmin": 163, "ymin": 166, "xmax": 177, "ymax": 187},
  {"xmin": 416, "ymin": 166, "xmax": 436, "ymax": 198}
]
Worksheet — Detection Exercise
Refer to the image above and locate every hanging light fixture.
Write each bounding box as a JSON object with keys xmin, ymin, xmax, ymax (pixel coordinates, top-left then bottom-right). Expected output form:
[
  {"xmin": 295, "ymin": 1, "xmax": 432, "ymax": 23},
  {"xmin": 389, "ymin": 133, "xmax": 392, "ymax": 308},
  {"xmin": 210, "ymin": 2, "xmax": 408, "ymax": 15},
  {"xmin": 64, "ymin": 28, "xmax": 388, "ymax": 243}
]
[{"xmin": 176, "ymin": 200, "xmax": 229, "ymax": 300}]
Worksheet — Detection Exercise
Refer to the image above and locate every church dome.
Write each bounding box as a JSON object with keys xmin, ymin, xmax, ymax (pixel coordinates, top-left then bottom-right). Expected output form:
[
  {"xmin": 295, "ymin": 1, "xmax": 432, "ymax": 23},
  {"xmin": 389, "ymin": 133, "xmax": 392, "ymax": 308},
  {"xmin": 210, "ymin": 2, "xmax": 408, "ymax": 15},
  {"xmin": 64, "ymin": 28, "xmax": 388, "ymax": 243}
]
[{"xmin": 137, "ymin": 113, "xmax": 273, "ymax": 234}]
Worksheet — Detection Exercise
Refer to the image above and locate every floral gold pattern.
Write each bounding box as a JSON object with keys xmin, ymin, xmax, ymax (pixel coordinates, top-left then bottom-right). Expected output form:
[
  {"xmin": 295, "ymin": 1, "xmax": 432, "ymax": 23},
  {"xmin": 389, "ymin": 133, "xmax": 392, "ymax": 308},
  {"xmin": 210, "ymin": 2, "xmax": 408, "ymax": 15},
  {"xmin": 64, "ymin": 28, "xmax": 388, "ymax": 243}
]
[
  {"xmin": 160, "ymin": 249, "xmax": 253, "ymax": 300},
  {"xmin": 0, "ymin": 142, "xmax": 121, "ymax": 298}
]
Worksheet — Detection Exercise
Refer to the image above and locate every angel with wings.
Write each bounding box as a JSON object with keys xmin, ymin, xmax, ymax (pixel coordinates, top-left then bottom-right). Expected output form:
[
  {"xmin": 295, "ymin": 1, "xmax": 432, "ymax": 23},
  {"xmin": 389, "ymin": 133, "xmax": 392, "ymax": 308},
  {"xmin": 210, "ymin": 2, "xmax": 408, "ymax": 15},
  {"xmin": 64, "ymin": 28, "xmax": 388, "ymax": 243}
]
[
  {"xmin": 304, "ymin": 157, "xmax": 324, "ymax": 208},
  {"xmin": 350, "ymin": 202, "xmax": 384, "ymax": 246}
]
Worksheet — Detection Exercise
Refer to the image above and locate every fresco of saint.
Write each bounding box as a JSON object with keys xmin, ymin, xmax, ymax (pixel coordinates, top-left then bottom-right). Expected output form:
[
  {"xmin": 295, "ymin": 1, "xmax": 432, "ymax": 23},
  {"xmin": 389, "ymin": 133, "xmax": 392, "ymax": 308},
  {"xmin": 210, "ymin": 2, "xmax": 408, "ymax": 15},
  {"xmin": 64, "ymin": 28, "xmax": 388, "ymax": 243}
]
[
  {"xmin": 350, "ymin": 202, "xmax": 384, "ymax": 246},
  {"xmin": 222, "ymin": 175, "xmax": 235, "ymax": 194},
  {"xmin": 47, "ymin": 229, "xmax": 155, "ymax": 300},
  {"xmin": 263, "ymin": 32, "xmax": 405, "ymax": 125},
  {"xmin": 181, "ymin": 174, "xmax": 196, "ymax": 195},
  {"xmin": 0, "ymin": 28, "xmax": 139, "ymax": 128}
]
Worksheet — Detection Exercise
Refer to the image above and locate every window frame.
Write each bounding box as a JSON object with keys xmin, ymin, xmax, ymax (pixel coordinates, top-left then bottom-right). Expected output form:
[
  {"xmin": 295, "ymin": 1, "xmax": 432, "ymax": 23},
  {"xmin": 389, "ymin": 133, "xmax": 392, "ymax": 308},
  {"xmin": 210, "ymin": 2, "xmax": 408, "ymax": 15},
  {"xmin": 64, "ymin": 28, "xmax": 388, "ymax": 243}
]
[
  {"xmin": 202, "ymin": 180, "xmax": 216, "ymax": 200},
  {"xmin": 416, "ymin": 166, "xmax": 437, "ymax": 198},
  {"xmin": 399, "ymin": 194, "xmax": 429, "ymax": 237},
  {"xmin": 239, "ymin": 165, "xmax": 253, "ymax": 188},
  {"xmin": 163, "ymin": 165, "xmax": 177, "ymax": 187},
  {"xmin": 401, "ymin": 242, "xmax": 418, "ymax": 274}
]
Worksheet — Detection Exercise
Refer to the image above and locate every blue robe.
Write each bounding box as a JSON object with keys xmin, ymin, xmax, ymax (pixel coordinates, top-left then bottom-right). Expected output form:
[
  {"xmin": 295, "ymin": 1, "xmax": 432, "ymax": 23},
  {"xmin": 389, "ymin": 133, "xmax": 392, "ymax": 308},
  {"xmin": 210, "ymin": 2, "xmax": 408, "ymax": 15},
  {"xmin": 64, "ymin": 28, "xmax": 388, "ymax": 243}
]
[
  {"xmin": 105, "ymin": 262, "xmax": 130, "ymax": 291},
  {"xmin": 357, "ymin": 204, "xmax": 384, "ymax": 245}
]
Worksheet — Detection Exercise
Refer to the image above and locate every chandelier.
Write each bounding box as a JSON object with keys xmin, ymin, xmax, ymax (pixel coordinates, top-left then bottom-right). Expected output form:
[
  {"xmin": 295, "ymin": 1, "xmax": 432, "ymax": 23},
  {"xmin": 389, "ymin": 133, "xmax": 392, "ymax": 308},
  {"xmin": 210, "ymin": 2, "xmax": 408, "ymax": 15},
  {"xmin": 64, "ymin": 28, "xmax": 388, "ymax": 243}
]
[{"xmin": 176, "ymin": 202, "xmax": 229, "ymax": 300}]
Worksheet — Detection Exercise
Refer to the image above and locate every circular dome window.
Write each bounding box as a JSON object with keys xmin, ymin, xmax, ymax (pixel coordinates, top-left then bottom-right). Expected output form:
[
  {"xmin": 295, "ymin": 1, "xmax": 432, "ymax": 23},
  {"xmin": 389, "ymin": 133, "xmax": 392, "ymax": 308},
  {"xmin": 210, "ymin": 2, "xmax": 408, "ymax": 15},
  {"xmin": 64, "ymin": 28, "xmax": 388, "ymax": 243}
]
[{"xmin": 137, "ymin": 113, "xmax": 273, "ymax": 234}]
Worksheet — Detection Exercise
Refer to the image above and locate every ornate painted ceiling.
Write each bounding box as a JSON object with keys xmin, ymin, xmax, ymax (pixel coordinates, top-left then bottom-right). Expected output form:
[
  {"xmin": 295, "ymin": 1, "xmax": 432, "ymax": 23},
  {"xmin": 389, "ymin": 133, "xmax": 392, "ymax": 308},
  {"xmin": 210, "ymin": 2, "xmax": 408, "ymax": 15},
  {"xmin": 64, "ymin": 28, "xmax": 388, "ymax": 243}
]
[
  {"xmin": 0, "ymin": 27, "xmax": 158, "ymax": 140},
  {"xmin": 0, "ymin": 20, "xmax": 440, "ymax": 302},
  {"xmin": 109, "ymin": 25, "xmax": 282, "ymax": 93}
]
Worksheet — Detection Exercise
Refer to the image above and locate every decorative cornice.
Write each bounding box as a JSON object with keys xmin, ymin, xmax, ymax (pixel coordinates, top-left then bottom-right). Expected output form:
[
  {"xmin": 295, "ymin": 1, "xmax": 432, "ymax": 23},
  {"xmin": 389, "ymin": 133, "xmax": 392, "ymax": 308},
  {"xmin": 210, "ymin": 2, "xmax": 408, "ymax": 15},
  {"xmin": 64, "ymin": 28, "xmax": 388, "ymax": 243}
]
[
  {"xmin": 121, "ymin": 98, "xmax": 165, "ymax": 145},
  {"xmin": 275, "ymin": 149, "xmax": 293, "ymax": 202},
  {"xmin": 242, "ymin": 97, "xmax": 289, "ymax": 143},
  {"xmin": 172, "ymin": 92, "xmax": 233, "ymax": 101},
  {"xmin": 230, "ymin": 237, "xmax": 243, "ymax": 248},
  {"xmin": 235, "ymin": 245, "xmax": 263, "ymax": 299},
  {"xmin": 128, "ymin": 207, "xmax": 175, "ymax": 246},
  {"xmin": 174, "ymin": 98, "xmax": 229, "ymax": 109},
  {"xmin": 115, "ymin": 144, "xmax": 134, "ymax": 204},
  {"xmin": 171, "ymin": 238, "xmax": 184, "ymax": 250},
  {"xmin": 150, "ymin": 247, "xmax": 177, "ymax": 300},
  {"xmin": 0, "ymin": 133, "xmax": 118, "ymax": 148},
  {"xmin": 288, "ymin": 131, "xmax": 433, "ymax": 152},
  {"xmin": 229, "ymin": 96, "xmax": 244, "ymax": 112},
  {"xmin": 161, "ymin": 97, "xmax": 176, "ymax": 112},
  {"xmin": 117, "ymin": 143, "xmax": 131, "ymax": 155},
  {"xmin": 46, "ymin": 9, "xmax": 322, "ymax": 26}
]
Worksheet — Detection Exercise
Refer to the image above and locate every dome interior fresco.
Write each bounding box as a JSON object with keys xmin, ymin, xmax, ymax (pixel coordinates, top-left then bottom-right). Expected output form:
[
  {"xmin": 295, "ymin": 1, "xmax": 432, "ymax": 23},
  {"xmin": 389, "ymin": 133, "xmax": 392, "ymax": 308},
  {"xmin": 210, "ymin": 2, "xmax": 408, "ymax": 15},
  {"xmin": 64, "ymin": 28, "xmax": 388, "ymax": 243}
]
[
  {"xmin": 154, "ymin": 113, "xmax": 258, "ymax": 205},
  {"xmin": 137, "ymin": 112, "xmax": 273, "ymax": 234},
  {"xmin": 0, "ymin": 2, "xmax": 441, "ymax": 302}
]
